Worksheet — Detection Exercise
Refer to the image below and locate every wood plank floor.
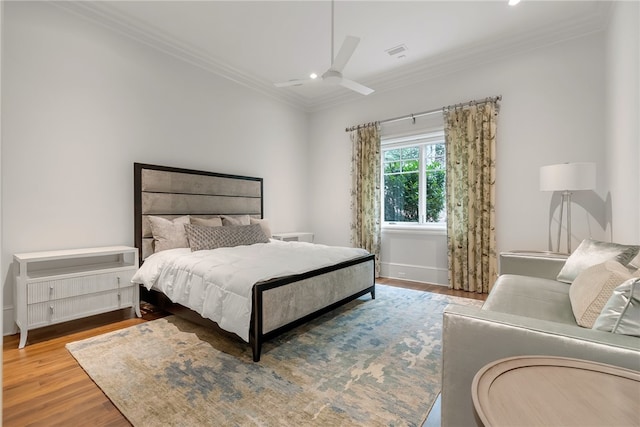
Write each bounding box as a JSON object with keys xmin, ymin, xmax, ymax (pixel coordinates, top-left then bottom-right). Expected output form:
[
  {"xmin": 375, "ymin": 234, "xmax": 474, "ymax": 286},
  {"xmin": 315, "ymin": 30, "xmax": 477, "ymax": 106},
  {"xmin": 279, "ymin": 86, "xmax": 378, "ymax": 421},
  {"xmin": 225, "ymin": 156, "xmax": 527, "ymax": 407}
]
[{"xmin": 3, "ymin": 280, "xmax": 486, "ymax": 426}]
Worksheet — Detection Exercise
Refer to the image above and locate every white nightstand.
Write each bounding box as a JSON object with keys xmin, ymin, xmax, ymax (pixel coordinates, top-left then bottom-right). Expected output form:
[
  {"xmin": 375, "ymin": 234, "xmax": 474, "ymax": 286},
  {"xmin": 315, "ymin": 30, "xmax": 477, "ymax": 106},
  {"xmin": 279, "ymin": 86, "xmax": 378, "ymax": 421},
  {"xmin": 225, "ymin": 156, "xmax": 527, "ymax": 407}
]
[
  {"xmin": 271, "ymin": 232, "xmax": 314, "ymax": 243},
  {"xmin": 13, "ymin": 246, "xmax": 140, "ymax": 348}
]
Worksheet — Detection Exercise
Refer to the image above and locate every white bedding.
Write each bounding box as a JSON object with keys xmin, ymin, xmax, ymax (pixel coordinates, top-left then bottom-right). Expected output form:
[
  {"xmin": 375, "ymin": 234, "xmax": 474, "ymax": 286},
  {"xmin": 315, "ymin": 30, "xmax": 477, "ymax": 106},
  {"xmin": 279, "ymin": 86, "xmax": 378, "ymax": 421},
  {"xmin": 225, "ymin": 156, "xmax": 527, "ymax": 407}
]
[{"xmin": 132, "ymin": 240, "xmax": 369, "ymax": 341}]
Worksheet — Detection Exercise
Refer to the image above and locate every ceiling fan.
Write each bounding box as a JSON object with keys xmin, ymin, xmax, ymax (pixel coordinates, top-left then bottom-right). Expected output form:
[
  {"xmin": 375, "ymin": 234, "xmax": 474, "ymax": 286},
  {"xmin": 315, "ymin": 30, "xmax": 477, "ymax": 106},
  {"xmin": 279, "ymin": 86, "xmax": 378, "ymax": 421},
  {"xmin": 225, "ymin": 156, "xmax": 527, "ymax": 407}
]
[{"xmin": 274, "ymin": 1, "xmax": 374, "ymax": 96}]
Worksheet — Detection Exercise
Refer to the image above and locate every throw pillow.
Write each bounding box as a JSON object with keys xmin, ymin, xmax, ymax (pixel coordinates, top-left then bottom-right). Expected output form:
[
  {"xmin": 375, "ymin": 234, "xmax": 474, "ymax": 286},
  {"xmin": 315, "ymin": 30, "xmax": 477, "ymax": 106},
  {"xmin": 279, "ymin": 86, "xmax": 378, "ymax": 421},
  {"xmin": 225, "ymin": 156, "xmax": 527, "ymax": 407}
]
[
  {"xmin": 221, "ymin": 215, "xmax": 251, "ymax": 226},
  {"xmin": 557, "ymin": 239, "xmax": 640, "ymax": 283},
  {"xmin": 593, "ymin": 272, "xmax": 640, "ymax": 337},
  {"xmin": 184, "ymin": 223, "xmax": 269, "ymax": 251},
  {"xmin": 250, "ymin": 217, "xmax": 272, "ymax": 238},
  {"xmin": 190, "ymin": 216, "xmax": 223, "ymax": 227},
  {"xmin": 569, "ymin": 261, "xmax": 632, "ymax": 328},
  {"xmin": 148, "ymin": 215, "xmax": 190, "ymax": 253}
]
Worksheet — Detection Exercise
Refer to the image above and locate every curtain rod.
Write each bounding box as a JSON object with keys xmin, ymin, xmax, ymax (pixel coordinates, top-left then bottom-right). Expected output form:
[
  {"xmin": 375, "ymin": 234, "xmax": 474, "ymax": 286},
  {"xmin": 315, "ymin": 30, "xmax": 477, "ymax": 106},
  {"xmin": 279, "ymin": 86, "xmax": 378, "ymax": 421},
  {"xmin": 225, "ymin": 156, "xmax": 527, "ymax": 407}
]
[{"xmin": 345, "ymin": 95, "xmax": 502, "ymax": 132}]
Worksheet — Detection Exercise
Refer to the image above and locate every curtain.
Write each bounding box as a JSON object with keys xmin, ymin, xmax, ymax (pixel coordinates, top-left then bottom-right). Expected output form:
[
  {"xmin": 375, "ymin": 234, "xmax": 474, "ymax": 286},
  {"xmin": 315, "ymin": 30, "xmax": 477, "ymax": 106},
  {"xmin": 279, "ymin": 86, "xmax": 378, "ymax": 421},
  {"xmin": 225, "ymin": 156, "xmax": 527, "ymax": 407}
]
[
  {"xmin": 445, "ymin": 102, "xmax": 498, "ymax": 293},
  {"xmin": 350, "ymin": 124, "xmax": 381, "ymax": 277}
]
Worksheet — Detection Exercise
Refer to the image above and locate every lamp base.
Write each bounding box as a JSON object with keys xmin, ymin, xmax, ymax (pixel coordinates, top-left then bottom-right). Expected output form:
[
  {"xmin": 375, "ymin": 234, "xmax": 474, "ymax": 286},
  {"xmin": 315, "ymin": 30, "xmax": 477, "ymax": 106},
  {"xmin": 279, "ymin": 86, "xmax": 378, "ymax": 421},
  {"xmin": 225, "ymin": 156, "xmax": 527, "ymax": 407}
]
[{"xmin": 557, "ymin": 191, "xmax": 573, "ymax": 253}]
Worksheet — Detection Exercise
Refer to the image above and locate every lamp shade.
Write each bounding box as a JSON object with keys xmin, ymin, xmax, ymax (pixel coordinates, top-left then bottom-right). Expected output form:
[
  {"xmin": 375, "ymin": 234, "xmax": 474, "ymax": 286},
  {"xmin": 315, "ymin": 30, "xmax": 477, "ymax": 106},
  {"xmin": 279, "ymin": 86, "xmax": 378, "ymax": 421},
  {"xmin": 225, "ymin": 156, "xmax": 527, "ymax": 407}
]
[{"xmin": 540, "ymin": 162, "xmax": 596, "ymax": 192}]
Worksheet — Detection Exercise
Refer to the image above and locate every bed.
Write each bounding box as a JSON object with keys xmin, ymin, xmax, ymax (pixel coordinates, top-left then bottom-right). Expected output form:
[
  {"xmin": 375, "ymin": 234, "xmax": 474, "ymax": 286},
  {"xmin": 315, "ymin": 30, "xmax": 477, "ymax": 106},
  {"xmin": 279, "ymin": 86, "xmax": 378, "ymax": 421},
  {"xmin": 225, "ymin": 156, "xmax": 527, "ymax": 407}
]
[{"xmin": 133, "ymin": 163, "xmax": 375, "ymax": 361}]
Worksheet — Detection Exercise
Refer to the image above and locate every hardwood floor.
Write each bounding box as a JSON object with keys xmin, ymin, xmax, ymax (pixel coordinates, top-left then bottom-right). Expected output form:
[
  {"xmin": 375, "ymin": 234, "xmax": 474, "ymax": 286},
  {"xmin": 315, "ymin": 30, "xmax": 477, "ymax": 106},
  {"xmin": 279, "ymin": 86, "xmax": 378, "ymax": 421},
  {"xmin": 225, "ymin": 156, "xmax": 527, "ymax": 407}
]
[
  {"xmin": 3, "ymin": 304, "xmax": 167, "ymax": 427},
  {"xmin": 377, "ymin": 277, "xmax": 488, "ymax": 301},
  {"xmin": 3, "ymin": 280, "xmax": 485, "ymax": 426}
]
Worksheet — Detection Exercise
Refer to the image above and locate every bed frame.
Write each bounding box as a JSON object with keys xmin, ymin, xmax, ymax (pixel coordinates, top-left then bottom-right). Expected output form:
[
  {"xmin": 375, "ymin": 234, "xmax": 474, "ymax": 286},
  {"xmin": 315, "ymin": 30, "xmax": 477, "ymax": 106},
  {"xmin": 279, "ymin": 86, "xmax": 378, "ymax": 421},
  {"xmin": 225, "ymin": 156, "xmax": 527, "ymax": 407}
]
[{"xmin": 134, "ymin": 163, "xmax": 375, "ymax": 361}]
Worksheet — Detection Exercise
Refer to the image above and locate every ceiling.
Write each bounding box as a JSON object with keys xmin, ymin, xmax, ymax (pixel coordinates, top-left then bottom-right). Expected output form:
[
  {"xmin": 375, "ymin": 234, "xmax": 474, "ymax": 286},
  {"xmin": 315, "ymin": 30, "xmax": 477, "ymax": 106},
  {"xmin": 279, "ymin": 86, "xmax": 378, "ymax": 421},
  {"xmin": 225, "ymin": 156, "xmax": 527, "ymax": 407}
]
[{"xmin": 61, "ymin": 1, "xmax": 610, "ymax": 111}]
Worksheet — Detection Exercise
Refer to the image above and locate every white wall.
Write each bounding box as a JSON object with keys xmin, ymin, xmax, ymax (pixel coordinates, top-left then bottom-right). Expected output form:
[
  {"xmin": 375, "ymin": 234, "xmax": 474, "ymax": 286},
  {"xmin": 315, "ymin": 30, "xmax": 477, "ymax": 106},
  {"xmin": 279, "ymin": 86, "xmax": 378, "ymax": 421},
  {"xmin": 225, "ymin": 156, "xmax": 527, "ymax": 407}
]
[
  {"xmin": 1, "ymin": 2, "xmax": 310, "ymax": 334},
  {"xmin": 309, "ymin": 33, "xmax": 609, "ymax": 284},
  {"xmin": 0, "ymin": 0, "xmax": 4, "ymax": 405},
  {"xmin": 606, "ymin": 1, "xmax": 640, "ymax": 245}
]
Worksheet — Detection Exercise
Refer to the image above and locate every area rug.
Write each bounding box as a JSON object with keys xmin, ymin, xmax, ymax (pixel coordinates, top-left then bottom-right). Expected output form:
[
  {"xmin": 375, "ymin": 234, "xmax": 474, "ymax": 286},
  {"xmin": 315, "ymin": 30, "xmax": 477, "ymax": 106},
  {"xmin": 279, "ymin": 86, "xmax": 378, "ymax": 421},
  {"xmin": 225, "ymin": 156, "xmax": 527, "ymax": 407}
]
[{"xmin": 66, "ymin": 285, "xmax": 482, "ymax": 427}]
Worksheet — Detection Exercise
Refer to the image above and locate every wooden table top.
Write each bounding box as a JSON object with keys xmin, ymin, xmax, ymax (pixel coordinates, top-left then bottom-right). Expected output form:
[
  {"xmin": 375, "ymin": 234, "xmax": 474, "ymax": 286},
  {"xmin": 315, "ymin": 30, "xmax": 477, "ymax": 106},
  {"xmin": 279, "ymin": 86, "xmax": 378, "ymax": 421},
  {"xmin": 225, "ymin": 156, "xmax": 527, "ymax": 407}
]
[{"xmin": 472, "ymin": 356, "xmax": 640, "ymax": 427}]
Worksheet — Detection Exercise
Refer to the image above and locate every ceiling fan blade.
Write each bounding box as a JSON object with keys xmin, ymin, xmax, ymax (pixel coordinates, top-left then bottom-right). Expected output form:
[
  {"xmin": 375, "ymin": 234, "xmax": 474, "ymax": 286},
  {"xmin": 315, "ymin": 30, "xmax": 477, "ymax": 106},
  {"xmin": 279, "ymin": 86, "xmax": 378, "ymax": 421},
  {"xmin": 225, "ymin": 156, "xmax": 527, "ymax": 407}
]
[
  {"xmin": 331, "ymin": 36, "xmax": 360, "ymax": 72},
  {"xmin": 274, "ymin": 79, "xmax": 314, "ymax": 88},
  {"xmin": 339, "ymin": 78, "xmax": 374, "ymax": 96}
]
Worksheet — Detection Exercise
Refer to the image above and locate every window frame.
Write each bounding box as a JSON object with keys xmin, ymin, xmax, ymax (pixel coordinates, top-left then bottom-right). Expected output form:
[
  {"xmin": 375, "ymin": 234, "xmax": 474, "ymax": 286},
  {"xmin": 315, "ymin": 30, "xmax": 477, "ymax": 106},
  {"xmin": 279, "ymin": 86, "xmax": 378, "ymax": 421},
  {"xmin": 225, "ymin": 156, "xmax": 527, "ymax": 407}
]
[{"xmin": 381, "ymin": 130, "xmax": 447, "ymax": 232}]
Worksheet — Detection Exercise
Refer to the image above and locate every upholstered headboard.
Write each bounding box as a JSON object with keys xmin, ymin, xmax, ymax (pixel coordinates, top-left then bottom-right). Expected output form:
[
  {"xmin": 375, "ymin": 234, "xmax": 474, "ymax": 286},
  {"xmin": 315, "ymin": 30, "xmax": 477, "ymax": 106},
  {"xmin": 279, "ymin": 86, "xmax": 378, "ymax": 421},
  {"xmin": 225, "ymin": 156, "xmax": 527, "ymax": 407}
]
[{"xmin": 134, "ymin": 163, "xmax": 263, "ymax": 262}]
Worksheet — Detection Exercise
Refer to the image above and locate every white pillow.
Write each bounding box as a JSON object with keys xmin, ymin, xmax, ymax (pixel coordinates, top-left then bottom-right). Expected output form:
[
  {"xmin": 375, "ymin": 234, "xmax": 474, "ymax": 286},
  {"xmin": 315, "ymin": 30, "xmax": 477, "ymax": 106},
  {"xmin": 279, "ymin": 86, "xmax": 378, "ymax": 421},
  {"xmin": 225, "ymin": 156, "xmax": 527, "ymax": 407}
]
[
  {"xmin": 148, "ymin": 215, "xmax": 190, "ymax": 253},
  {"xmin": 569, "ymin": 261, "xmax": 632, "ymax": 328},
  {"xmin": 557, "ymin": 239, "xmax": 640, "ymax": 283}
]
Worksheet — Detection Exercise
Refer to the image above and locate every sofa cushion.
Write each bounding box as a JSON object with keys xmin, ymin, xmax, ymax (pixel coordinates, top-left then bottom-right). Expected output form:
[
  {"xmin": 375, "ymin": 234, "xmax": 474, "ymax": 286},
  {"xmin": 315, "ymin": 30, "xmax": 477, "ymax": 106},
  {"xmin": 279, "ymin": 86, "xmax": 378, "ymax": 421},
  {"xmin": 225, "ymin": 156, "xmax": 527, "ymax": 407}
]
[
  {"xmin": 557, "ymin": 239, "xmax": 640, "ymax": 283},
  {"xmin": 483, "ymin": 274, "xmax": 577, "ymax": 326},
  {"xmin": 569, "ymin": 261, "xmax": 632, "ymax": 328}
]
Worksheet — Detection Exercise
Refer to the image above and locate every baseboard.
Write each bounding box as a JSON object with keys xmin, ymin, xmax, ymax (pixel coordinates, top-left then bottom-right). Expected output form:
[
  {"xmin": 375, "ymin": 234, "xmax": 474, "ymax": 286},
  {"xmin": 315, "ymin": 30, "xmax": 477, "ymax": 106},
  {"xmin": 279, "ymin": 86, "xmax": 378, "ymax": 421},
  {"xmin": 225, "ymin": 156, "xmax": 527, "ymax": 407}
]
[
  {"xmin": 380, "ymin": 262, "xmax": 448, "ymax": 285},
  {"xmin": 4, "ymin": 305, "xmax": 17, "ymax": 336}
]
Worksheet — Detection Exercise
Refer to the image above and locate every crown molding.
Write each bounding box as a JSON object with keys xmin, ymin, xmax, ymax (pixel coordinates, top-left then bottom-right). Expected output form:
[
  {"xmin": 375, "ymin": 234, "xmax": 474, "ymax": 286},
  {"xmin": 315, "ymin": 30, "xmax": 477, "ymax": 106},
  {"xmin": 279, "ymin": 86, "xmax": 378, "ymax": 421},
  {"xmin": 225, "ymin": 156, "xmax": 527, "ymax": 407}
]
[
  {"xmin": 52, "ymin": 1, "xmax": 611, "ymax": 114},
  {"xmin": 52, "ymin": 1, "xmax": 309, "ymax": 111}
]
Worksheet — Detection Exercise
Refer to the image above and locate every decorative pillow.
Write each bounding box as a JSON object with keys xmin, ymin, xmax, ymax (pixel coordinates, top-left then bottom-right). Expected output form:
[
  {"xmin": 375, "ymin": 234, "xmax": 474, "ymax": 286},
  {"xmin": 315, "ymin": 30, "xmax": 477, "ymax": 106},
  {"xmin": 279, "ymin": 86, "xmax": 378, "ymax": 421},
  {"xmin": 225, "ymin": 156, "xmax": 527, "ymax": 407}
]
[
  {"xmin": 569, "ymin": 261, "xmax": 632, "ymax": 328},
  {"xmin": 221, "ymin": 215, "xmax": 251, "ymax": 226},
  {"xmin": 557, "ymin": 239, "xmax": 640, "ymax": 283},
  {"xmin": 250, "ymin": 217, "xmax": 272, "ymax": 238},
  {"xmin": 593, "ymin": 275, "xmax": 640, "ymax": 337},
  {"xmin": 148, "ymin": 215, "xmax": 190, "ymax": 253},
  {"xmin": 184, "ymin": 223, "xmax": 269, "ymax": 251},
  {"xmin": 190, "ymin": 216, "xmax": 223, "ymax": 227}
]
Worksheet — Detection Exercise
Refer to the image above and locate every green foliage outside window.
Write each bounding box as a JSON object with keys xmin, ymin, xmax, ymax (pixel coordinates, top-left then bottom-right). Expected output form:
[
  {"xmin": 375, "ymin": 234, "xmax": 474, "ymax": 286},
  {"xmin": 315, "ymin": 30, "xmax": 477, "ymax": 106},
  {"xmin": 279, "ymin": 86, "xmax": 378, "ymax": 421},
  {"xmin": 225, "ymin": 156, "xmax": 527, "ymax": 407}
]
[
  {"xmin": 383, "ymin": 143, "xmax": 446, "ymax": 223},
  {"xmin": 425, "ymin": 144, "xmax": 446, "ymax": 222}
]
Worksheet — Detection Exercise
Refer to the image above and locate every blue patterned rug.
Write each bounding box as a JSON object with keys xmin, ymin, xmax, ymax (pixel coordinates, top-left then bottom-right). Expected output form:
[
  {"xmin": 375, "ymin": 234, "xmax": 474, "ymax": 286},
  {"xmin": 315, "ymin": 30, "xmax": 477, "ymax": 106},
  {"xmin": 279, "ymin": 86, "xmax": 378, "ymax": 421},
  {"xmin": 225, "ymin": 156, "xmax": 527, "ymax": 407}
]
[{"xmin": 66, "ymin": 285, "xmax": 482, "ymax": 426}]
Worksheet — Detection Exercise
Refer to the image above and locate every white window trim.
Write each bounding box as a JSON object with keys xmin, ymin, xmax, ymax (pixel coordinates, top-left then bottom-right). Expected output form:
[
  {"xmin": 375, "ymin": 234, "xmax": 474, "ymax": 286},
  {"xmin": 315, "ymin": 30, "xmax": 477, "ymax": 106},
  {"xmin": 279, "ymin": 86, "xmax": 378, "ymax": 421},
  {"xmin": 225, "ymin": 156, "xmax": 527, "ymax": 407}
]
[
  {"xmin": 382, "ymin": 130, "xmax": 444, "ymax": 148},
  {"xmin": 381, "ymin": 130, "xmax": 446, "ymax": 231},
  {"xmin": 382, "ymin": 222, "xmax": 446, "ymax": 235}
]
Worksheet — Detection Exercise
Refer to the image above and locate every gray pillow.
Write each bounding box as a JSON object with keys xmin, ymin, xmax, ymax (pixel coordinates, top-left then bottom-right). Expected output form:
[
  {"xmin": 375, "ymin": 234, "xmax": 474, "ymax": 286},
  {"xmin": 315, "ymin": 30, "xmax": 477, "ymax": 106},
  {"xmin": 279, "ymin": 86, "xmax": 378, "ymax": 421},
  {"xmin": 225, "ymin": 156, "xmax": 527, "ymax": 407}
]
[
  {"xmin": 184, "ymin": 223, "xmax": 269, "ymax": 251},
  {"xmin": 593, "ymin": 277, "xmax": 640, "ymax": 337},
  {"xmin": 221, "ymin": 215, "xmax": 251, "ymax": 226},
  {"xmin": 557, "ymin": 239, "xmax": 640, "ymax": 283},
  {"xmin": 190, "ymin": 216, "xmax": 223, "ymax": 227},
  {"xmin": 148, "ymin": 215, "xmax": 190, "ymax": 253},
  {"xmin": 250, "ymin": 217, "xmax": 272, "ymax": 238}
]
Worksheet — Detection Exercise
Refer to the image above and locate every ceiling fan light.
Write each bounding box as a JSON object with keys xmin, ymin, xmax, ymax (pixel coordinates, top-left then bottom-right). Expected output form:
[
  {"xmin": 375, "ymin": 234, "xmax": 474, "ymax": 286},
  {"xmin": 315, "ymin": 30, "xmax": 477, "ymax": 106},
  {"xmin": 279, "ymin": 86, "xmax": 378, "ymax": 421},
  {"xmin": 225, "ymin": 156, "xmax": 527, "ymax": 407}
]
[{"xmin": 309, "ymin": 73, "xmax": 318, "ymax": 79}]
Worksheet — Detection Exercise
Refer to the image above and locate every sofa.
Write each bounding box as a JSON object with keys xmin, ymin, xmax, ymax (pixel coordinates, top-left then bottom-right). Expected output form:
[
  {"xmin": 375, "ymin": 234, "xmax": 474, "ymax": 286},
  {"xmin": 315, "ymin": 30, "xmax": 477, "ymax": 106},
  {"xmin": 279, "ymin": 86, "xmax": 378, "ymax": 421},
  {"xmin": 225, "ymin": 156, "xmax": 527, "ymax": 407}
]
[{"xmin": 441, "ymin": 244, "xmax": 640, "ymax": 427}]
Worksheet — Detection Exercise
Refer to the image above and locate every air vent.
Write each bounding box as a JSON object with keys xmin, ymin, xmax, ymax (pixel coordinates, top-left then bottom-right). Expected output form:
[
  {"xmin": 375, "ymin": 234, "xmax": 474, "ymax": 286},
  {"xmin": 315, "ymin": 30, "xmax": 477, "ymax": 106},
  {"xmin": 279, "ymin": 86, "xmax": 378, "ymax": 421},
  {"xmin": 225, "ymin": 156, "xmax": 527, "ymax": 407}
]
[{"xmin": 385, "ymin": 44, "xmax": 408, "ymax": 57}]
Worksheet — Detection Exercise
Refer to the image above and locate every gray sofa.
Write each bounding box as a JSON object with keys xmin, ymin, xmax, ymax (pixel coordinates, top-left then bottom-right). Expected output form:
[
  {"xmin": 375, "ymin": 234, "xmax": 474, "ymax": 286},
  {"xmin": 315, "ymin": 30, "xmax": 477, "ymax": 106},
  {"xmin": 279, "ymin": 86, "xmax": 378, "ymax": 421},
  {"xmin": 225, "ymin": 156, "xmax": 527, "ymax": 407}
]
[{"xmin": 441, "ymin": 252, "xmax": 640, "ymax": 427}]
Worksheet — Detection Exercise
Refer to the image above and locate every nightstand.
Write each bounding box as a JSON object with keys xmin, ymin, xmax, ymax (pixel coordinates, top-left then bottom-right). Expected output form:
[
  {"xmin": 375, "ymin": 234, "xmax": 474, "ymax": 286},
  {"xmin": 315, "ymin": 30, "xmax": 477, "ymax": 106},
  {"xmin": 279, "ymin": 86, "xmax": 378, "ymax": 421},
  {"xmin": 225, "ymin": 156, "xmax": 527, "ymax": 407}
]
[
  {"xmin": 13, "ymin": 246, "xmax": 140, "ymax": 348},
  {"xmin": 271, "ymin": 232, "xmax": 314, "ymax": 243}
]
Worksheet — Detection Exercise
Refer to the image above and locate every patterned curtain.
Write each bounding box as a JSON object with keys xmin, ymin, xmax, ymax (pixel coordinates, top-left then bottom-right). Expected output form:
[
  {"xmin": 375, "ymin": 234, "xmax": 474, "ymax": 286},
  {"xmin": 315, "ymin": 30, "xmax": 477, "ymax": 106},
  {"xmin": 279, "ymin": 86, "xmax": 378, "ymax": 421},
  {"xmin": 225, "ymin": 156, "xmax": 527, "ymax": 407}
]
[
  {"xmin": 350, "ymin": 124, "xmax": 381, "ymax": 277},
  {"xmin": 445, "ymin": 102, "xmax": 498, "ymax": 293}
]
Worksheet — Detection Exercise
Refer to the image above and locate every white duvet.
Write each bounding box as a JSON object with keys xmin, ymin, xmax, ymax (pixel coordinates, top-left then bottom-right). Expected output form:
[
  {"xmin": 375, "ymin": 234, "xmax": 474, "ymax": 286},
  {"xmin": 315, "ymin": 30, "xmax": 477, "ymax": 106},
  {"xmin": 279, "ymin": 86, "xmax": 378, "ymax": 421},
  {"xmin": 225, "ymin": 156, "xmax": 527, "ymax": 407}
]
[{"xmin": 132, "ymin": 240, "xmax": 369, "ymax": 341}]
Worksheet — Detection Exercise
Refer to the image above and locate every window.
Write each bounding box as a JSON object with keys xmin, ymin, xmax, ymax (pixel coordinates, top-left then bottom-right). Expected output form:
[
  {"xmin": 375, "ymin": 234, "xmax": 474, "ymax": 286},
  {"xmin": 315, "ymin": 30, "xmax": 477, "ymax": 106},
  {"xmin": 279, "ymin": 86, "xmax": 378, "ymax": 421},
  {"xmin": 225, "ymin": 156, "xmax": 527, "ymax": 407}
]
[{"xmin": 382, "ymin": 131, "xmax": 446, "ymax": 226}]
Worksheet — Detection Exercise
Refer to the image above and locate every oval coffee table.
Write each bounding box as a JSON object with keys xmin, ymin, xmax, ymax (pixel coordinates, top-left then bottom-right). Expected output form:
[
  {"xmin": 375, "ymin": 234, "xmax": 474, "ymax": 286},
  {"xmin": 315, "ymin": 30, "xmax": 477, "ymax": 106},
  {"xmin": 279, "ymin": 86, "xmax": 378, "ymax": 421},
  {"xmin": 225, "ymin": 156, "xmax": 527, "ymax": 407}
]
[{"xmin": 472, "ymin": 356, "xmax": 640, "ymax": 427}]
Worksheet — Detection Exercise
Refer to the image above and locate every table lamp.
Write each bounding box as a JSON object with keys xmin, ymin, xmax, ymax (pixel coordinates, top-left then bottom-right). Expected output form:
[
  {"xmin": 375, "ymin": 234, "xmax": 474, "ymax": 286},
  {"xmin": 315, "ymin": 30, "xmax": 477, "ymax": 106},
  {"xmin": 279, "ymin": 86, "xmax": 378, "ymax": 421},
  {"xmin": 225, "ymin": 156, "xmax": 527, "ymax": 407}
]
[{"xmin": 540, "ymin": 162, "xmax": 596, "ymax": 253}]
